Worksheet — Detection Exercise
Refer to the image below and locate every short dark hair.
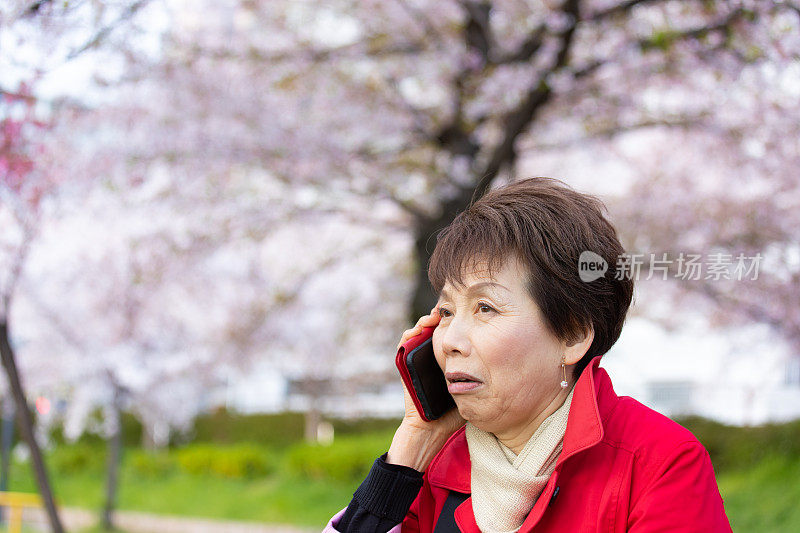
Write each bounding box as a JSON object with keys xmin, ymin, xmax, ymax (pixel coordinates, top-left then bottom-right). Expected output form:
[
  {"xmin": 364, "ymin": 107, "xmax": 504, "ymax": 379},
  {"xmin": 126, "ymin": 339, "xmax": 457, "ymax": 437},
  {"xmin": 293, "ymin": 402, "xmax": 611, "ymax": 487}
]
[{"xmin": 428, "ymin": 177, "xmax": 634, "ymax": 379}]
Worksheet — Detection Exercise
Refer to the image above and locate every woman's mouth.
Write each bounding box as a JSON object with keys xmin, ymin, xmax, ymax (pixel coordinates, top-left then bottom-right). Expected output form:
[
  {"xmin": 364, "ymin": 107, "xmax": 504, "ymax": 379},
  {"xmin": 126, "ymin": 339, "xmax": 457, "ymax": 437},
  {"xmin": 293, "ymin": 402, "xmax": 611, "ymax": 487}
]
[{"xmin": 445, "ymin": 372, "xmax": 483, "ymax": 394}]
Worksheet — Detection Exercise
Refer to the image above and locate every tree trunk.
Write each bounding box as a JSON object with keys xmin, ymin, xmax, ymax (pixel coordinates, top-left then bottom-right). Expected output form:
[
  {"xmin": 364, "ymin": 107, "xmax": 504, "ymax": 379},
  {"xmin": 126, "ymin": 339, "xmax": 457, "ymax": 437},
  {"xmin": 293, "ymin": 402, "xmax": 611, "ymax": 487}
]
[
  {"xmin": 0, "ymin": 399, "xmax": 14, "ymax": 525},
  {"xmin": 411, "ymin": 229, "xmax": 441, "ymax": 322},
  {"xmin": 0, "ymin": 321, "xmax": 64, "ymax": 533},
  {"xmin": 102, "ymin": 385, "xmax": 123, "ymax": 531},
  {"xmin": 410, "ymin": 184, "xmax": 492, "ymax": 321},
  {"xmin": 408, "ymin": 160, "xmax": 525, "ymax": 322}
]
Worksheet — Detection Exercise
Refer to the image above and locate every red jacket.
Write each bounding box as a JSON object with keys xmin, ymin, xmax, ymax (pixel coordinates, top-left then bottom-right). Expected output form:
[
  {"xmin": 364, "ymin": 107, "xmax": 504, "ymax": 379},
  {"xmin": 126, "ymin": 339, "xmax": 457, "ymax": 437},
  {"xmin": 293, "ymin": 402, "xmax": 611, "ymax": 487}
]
[{"xmin": 402, "ymin": 356, "xmax": 733, "ymax": 532}]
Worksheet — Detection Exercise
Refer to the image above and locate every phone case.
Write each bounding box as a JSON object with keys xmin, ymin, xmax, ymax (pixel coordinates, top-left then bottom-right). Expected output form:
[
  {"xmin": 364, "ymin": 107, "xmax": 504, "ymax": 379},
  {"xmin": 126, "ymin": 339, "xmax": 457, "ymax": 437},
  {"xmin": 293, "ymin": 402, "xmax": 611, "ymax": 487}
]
[{"xmin": 395, "ymin": 326, "xmax": 456, "ymax": 421}]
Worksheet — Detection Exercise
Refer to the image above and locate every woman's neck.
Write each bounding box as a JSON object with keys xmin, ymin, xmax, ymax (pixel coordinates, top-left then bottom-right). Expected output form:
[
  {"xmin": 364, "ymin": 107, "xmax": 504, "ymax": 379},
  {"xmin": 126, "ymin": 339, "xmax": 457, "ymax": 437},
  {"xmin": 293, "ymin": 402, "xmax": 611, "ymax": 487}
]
[{"xmin": 493, "ymin": 382, "xmax": 574, "ymax": 455}]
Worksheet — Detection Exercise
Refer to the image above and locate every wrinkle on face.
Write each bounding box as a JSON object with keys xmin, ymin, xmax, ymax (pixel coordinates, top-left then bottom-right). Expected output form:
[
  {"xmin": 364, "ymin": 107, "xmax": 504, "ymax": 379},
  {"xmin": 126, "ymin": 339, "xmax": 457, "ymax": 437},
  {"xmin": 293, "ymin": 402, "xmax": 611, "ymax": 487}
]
[{"xmin": 432, "ymin": 255, "xmax": 569, "ymax": 449}]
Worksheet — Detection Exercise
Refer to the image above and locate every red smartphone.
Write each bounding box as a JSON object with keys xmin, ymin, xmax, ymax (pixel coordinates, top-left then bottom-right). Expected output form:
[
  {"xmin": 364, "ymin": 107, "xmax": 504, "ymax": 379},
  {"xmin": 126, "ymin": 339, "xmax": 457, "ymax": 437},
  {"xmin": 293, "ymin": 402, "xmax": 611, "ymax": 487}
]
[{"xmin": 395, "ymin": 326, "xmax": 456, "ymax": 421}]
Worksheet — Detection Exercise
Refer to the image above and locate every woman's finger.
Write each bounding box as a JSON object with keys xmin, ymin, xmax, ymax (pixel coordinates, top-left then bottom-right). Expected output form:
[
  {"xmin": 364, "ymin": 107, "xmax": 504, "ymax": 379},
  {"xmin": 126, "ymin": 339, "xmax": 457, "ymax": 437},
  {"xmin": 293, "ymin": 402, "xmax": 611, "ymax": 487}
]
[
  {"xmin": 414, "ymin": 307, "xmax": 438, "ymax": 325},
  {"xmin": 397, "ymin": 327, "xmax": 421, "ymax": 347},
  {"xmin": 397, "ymin": 309, "xmax": 441, "ymax": 349},
  {"xmin": 398, "ymin": 324, "xmax": 425, "ymax": 348}
]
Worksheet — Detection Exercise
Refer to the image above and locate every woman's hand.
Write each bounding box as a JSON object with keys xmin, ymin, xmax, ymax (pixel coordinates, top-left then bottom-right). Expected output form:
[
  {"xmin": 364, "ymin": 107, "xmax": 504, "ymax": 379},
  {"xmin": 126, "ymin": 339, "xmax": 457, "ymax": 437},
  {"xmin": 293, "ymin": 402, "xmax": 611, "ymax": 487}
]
[{"xmin": 386, "ymin": 307, "xmax": 465, "ymax": 471}]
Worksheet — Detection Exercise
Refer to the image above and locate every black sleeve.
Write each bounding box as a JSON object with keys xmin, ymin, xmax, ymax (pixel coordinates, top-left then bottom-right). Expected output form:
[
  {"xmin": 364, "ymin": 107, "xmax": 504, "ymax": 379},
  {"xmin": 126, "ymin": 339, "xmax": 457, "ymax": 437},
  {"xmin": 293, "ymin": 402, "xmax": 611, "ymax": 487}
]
[{"xmin": 336, "ymin": 453, "xmax": 425, "ymax": 533}]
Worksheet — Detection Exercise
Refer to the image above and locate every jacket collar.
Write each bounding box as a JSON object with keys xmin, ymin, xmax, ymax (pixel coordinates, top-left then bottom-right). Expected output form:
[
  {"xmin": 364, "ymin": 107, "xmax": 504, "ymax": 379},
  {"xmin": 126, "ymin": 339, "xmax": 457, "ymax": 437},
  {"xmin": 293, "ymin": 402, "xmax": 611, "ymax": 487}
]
[{"xmin": 428, "ymin": 355, "xmax": 614, "ymax": 493}]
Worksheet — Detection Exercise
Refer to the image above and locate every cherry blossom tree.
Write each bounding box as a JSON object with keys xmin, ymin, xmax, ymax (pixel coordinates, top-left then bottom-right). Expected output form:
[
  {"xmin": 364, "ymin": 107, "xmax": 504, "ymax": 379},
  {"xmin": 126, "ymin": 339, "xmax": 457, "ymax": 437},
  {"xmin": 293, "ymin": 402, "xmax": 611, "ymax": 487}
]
[
  {"xmin": 34, "ymin": 0, "xmax": 794, "ymax": 438},
  {"xmin": 14, "ymin": 175, "xmax": 242, "ymax": 528},
  {"xmin": 1, "ymin": 1, "xmax": 160, "ymax": 530},
  {"xmin": 514, "ymin": 1, "xmax": 800, "ymax": 351},
  {"xmin": 0, "ymin": 81, "xmax": 65, "ymax": 533},
  {"xmin": 5, "ymin": 1, "xmax": 800, "ymax": 488},
  {"xmin": 127, "ymin": 0, "xmax": 799, "ymax": 337}
]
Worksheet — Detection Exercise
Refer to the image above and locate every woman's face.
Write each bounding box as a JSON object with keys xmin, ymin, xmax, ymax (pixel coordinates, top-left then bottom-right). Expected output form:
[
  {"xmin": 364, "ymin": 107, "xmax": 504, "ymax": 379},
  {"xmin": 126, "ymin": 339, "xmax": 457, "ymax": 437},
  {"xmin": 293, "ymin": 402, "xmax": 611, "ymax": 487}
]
[{"xmin": 433, "ymin": 255, "xmax": 571, "ymax": 440}]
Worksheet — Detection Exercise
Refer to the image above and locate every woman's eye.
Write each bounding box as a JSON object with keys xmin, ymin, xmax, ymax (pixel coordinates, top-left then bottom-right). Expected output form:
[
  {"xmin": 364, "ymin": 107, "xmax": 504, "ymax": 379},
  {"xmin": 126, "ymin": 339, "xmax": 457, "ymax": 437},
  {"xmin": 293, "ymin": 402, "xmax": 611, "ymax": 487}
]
[
  {"xmin": 438, "ymin": 306, "xmax": 452, "ymax": 317},
  {"xmin": 478, "ymin": 303, "xmax": 495, "ymax": 313}
]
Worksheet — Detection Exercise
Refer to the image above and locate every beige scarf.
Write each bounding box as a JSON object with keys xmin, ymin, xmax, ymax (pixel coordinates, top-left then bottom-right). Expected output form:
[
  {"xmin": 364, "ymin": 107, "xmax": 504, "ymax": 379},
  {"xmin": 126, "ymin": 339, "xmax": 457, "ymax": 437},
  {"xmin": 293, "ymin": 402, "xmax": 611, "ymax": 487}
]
[{"xmin": 466, "ymin": 386, "xmax": 574, "ymax": 533}]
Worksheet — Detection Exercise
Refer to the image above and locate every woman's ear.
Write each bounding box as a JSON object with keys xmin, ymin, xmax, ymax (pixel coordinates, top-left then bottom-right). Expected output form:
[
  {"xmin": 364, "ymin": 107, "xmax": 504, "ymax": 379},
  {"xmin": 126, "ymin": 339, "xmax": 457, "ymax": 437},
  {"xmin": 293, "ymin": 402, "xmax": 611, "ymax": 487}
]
[{"xmin": 563, "ymin": 325, "xmax": 594, "ymax": 366}]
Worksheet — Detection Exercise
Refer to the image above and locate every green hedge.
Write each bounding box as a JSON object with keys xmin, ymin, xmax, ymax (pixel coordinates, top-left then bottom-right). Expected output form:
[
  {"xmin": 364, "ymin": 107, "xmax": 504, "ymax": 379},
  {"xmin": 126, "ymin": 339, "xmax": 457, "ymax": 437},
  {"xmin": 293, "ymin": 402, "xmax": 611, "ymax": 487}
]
[
  {"xmin": 47, "ymin": 442, "xmax": 277, "ymax": 480},
  {"xmin": 128, "ymin": 449, "xmax": 175, "ymax": 478},
  {"xmin": 37, "ymin": 406, "xmax": 800, "ymax": 478},
  {"xmin": 47, "ymin": 410, "xmax": 144, "ymax": 448},
  {"xmin": 174, "ymin": 443, "xmax": 275, "ymax": 479},
  {"xmin": 43, "ymin": 408, "xmax": 402, "ymax": 450},
  {"xmin": 50, "ymin": 443, "xmax": 105, "ymax": 475},
  {"xmin": 676, "ymin": 416, "xmax": 800, "ymax": 473},
  {"xmin": 188, "ymin": 410, "xmax": 305, "ymax": 448},
  {"xmin": 188, "ymin": 410, "xmax": 402, "ymax": 447},
  {"xmin": 285, "ymin": 430, "xmax": 395, "ymax": 483},
  {"xmin": 129, "ymin": 444, "xmax": 276, "ymax": 479},
  {"xmin": 331, "ymin": 417, "xmax": 402, "ymax": 436}
]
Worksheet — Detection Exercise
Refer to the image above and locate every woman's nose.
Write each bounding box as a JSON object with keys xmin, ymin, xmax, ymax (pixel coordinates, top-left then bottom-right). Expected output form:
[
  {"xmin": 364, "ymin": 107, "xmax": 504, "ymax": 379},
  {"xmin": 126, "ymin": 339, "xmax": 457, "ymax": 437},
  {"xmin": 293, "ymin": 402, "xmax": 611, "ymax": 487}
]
[{"xmin": 440, "ymin": 316, "xmax": 471, "ymax": 358}]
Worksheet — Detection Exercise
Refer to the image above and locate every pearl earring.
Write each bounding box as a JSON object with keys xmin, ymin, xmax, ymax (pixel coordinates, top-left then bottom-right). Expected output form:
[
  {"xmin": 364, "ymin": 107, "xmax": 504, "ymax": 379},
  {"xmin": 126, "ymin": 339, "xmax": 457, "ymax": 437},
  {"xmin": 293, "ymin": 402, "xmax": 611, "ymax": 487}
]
[{"xmin": 560, "ymin": 357, "xmax": 569, "ymax": 389}]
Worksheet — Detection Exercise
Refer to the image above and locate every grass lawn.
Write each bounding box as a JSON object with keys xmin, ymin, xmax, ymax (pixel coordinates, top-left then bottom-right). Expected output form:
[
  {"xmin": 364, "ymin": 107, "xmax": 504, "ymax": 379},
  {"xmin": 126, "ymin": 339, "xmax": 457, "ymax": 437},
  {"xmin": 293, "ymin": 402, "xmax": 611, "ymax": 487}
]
[
  {"xmin": 6, "ymin": 431, "xmax": 800, "ymax": 531},
  {"xmin": 717, "ymin": 453, "xmax": 800, "ymax": 532},
  {"xmin": 9, "ymin": 466, "xmax": 355, "ymax": 527},
  {"xmin": 7, "ymin": 436, "xmax": 386, "ymax": 529}
]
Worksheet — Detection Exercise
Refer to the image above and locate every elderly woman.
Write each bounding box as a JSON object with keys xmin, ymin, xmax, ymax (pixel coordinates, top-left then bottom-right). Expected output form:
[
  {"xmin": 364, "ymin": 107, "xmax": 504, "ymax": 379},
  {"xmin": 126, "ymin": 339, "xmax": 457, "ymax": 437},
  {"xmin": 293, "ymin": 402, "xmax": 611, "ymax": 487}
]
[{"xmin": 326, "ymin": 178, "xmax": 732, "ymax": 532}]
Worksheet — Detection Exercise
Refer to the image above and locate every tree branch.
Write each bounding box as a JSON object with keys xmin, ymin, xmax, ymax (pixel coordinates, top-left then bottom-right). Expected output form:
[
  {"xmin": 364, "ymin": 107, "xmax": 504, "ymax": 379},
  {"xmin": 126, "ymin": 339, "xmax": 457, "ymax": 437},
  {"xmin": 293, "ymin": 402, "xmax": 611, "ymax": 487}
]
[
  {"xmin": 0, "ymin": 87, "xmax": 37, "ymax": 103},
  {"xmin": 66, "ymin": 1, "xmax": 150, "ymax": 61},
  {"xmin": 472, "ymin": 0, "xmax": 580, "ymax": 200},
  {"xmin": 524, "ymin": 115, "xmax": 711, "ymax": 151},
  {"xmin": 460, "ymin": 1, "xmax": 493, "ymax": 63},
  {"xmin": 181, "ymin": 39, "xmax": 425, "ymax": 65},
  {"xmin": 0, "ymin": 192, "xmax": 40, "ymax": 322},
  {"xmin": 393, "ymin": 0, "xmax": 450, "ymax": 52},
  {"xmin": 637, "ymin": 8, "xmax": 748, "ymax": 52},
  {"xmin": 382, "ymin": 191, "xmax": 431, "ymax": 222},
  {"xmin": 586, "ymin": 0, "xmax": 664, "ymax": 22},
  {"xmin": 492, "ymin": 25, "xmax": 546, "ymax": 65}
]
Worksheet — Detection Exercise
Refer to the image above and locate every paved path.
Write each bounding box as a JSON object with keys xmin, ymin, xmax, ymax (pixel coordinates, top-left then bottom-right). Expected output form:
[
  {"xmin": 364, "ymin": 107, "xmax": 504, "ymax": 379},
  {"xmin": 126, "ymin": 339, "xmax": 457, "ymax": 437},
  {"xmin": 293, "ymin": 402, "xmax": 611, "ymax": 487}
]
[{"xmin": 26, "ymin": 507, "xmax": 318, "ymax": 533}]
